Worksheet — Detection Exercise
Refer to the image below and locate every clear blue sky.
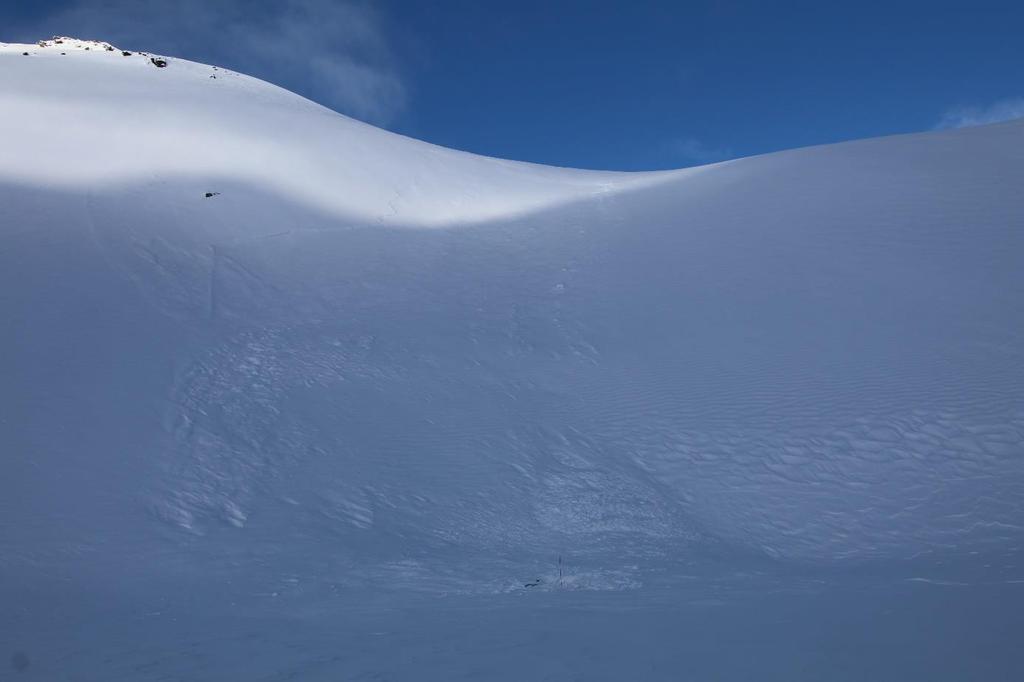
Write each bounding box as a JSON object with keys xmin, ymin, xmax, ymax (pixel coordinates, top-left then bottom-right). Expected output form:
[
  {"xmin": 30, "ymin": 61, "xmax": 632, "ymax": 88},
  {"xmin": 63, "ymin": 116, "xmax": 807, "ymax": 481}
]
[{"xmin": 5, "ymin": 0, "xmax": 1024, "ymax": 170}]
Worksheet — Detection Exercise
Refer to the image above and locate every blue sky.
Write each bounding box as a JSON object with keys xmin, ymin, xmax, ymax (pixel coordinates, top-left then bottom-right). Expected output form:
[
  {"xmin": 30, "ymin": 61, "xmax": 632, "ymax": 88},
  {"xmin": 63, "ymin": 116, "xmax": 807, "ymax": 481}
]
[{"xmin": 5, "ymin": 0, "xmax": 1023, "ymax": 170}]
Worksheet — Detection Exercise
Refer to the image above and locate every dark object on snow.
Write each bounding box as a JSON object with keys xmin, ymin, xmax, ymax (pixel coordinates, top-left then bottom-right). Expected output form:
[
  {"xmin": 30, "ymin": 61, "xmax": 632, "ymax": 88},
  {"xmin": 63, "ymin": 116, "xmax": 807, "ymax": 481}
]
[
  {"xmin": 105, "ymin": 45, "xmax": 114, "ymax": 51},
  {"xmin": 150, "ymin": 57, "xmax": 168, "ymax": 68},
  {"xmin": 210, "ymin": 75, "xmax": 217, "ymax": 79},
  {"xmin": 122, "ymin": 50, "xmax": 132, "ymax": 56},
  {"xmin": 37, "ymin": 40, "xmax": 46, "ymax": 47},
  {"xmin": 204, "ymin": 192, "xmax": 221, "ymax": 198},
  {"xmin": 11, "ymin": 651, "xmax": 30, "ymax": 673},
  {"xmin": 21, "ymin": 52, "xmax": 28, "ymax": 56},
  {"xmin": 61, "ymin": 52, "xmax": 66, "ymax": 56}
]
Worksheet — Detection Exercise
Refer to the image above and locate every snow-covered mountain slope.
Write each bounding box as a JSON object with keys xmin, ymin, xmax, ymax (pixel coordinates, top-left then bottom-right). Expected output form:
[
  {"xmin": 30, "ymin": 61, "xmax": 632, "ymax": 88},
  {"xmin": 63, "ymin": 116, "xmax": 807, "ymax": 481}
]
[
  {"xmin": 0, "ymin": 38, "xmax": 670, "ymax": 228},
  {"xmin": 2, "ymin": 38, "xmax": 1023, "ymax": 600}
]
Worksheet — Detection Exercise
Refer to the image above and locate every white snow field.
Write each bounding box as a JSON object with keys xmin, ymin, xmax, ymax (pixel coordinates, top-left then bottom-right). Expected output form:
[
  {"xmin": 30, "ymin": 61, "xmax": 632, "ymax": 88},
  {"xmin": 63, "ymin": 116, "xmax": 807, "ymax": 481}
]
[{"xmin": 2, "ymin": 39, "xmax": 1024, "ymax": 680}]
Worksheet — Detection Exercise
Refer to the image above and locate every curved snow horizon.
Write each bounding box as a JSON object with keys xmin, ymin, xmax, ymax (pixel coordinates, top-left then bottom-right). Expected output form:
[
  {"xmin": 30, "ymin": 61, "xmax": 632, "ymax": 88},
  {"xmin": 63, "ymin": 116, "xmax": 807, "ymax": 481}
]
[{"xmin": 0, "ymin": 38, "xmax": 690, "ymax": 229}]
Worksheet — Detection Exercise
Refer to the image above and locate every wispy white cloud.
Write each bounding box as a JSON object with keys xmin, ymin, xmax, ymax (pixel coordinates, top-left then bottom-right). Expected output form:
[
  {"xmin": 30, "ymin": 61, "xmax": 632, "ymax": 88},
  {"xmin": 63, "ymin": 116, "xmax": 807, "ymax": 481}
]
[
  {"xmin": 12, "ymin": 0, "xmax": 406, "ymax": 124},
  {"xmin": 668, "ymin": 136, "xmax": 733, "ymax": 166},
  {"xmin": 935, "ymin": 97, "xmax": 1024, "ymax": 130}
]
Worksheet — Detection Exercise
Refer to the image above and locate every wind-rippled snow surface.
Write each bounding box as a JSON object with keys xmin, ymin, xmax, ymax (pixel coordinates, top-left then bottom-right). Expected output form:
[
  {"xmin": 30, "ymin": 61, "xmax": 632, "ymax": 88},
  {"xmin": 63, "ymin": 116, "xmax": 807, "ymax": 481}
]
[{"xmin": 2, "ymin": 39, "xmax": 1023, "ymax": 680}]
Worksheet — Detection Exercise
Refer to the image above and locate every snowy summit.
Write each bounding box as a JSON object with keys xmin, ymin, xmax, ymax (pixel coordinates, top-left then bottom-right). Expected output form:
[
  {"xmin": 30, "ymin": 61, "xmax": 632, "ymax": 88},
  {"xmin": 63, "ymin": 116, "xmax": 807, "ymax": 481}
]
[
  {"xmin": 2, "ymin": 35, "xmax": 1024, "ymax": 680},
  {"xmin": 1, "ymin": 37, "xmax": 673, "ymax": 227}
]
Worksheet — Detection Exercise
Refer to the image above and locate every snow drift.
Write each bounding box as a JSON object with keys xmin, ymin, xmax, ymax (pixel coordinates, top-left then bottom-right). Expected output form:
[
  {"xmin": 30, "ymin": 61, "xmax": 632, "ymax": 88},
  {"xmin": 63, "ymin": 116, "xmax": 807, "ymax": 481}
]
[{"xmin": 2, "ymin": 38, "xmax": 1023, "ymax": 599}]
